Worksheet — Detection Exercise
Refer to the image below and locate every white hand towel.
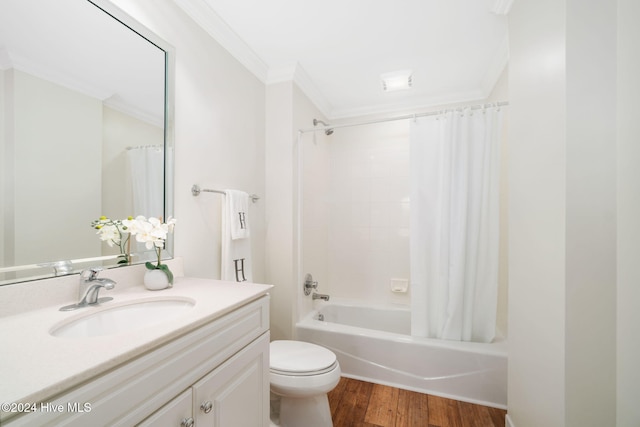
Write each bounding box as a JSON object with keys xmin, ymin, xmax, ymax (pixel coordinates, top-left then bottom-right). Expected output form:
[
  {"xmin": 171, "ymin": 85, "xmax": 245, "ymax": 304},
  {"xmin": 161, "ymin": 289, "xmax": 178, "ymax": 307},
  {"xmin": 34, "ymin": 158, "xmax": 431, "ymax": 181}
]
[
  {"xmin": 225, "ymin": 190, "xmax": 250, "ymax": 240},
  {"xmin": 221, "ymin": 190, "xmax": 252, "ymax": 282}
]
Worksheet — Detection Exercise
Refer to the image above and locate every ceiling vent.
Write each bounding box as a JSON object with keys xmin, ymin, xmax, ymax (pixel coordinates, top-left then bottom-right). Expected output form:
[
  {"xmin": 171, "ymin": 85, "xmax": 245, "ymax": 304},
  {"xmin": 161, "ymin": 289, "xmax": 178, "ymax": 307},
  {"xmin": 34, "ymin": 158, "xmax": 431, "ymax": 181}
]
[{"xmin": 381, "ymin": 70, "xmax": 413, "ymax": 92}]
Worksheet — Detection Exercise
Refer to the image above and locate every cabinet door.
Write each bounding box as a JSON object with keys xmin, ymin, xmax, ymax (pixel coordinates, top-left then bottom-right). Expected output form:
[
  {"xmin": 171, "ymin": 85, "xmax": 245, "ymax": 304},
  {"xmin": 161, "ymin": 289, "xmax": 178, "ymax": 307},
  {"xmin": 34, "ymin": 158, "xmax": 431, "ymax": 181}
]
[
  {"xmin": 137, "ymin": 389, "xmax": 193, "ymax": 427},
  {"xmin": 193, "ymin": 332, "xmax": 269, "ymax": 427}
]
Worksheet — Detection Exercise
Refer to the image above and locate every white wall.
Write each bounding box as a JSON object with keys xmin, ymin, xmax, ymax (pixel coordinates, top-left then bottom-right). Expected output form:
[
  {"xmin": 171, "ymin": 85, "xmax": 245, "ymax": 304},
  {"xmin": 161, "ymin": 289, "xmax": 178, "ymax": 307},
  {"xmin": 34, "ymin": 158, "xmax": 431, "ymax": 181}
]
[
  {"xmin": 565, "ymin": 0, "xmax": 616, "ymax": 423},
  {"xmin": 265, "ymin": 81, "xmax": 294, "ymax": 340},
  {"xmin": 13, "ymin": 70, "xmax": 102, "ymax": 265},
  {"xmin": 508, "ymin": 1, "xmax": 568, "ymax": 423},
  {"xmin": 110, "ymin": 0, "xmax": 267, "ymax": 286},
  {"xmin": 508, "ymin": 0, "xmax": 618, "ymax": 425},
  {"xmin": 617, "ymin": 0, "xmax": 640, "ymax": 424}
]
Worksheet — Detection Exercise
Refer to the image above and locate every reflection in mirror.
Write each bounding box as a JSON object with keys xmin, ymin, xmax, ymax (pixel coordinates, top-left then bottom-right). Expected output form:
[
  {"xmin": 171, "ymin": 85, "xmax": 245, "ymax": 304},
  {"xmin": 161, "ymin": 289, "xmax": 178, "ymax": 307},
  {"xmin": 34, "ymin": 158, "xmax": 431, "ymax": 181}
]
[{"xmin": 0, "ymin": 0, "xmax": 174, "ymax": 285}]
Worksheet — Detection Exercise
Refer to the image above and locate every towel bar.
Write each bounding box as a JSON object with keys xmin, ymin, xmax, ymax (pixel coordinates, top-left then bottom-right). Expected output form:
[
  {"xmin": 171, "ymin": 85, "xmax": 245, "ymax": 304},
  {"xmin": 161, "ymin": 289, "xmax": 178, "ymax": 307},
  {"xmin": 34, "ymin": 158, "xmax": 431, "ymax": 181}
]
[{"xmin": 191, "ymin": 184, "xmax": 260, "ymax": 203}]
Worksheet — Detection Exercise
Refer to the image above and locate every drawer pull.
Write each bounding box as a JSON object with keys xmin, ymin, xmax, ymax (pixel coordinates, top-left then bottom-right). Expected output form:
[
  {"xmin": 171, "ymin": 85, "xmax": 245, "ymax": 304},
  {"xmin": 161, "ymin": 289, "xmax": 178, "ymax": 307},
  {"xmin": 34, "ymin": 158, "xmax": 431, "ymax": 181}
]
[
  {"xmin": 200, "ymin": 400, "xmax": 213, "ymax": 414},
  {"xmin": 181, "ymin": 417, "xmax": 195, "ymax": 427}
]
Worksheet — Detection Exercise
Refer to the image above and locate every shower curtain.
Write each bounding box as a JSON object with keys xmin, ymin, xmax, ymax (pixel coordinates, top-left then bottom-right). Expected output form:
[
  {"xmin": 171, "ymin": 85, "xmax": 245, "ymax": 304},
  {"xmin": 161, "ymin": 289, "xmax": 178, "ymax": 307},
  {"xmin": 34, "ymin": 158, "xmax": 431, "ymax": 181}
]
[
  {"xmin": 410, "ymin": 106, "xmax": 502, "ymax": 343},
  {"xmin": 126, "ymin": 145, "xmax": 164, "ymax": 219}
]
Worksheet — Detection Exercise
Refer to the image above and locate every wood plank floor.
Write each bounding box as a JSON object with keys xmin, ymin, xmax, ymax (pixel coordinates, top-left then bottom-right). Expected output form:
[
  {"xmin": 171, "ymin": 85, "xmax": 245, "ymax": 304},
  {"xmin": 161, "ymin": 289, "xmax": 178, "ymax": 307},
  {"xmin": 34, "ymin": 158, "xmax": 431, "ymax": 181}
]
[{"xmin": 328, "ymin": 377, "xmax": 506, "ymax": 427}]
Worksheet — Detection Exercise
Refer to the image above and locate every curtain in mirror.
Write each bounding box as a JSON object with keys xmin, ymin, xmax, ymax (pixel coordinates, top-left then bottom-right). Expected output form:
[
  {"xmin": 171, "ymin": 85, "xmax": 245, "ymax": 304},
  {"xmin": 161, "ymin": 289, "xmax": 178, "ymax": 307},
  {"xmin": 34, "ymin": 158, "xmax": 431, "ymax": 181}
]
[{"xmin": 127, "ymin": 145, "xmax": 164, "ymax": 219}]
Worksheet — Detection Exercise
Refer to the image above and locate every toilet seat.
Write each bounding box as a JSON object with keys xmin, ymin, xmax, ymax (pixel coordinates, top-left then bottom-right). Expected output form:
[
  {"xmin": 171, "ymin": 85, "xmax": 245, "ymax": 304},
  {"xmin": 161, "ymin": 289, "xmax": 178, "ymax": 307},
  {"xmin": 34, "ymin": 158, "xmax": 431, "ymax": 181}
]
[
  {"xmin": 270, "ymin": 340, "xmax": 337, "ymax": 376},
  {"xmin": 270, "ymin": 361, "xmax": 338, "ymax": 376}
]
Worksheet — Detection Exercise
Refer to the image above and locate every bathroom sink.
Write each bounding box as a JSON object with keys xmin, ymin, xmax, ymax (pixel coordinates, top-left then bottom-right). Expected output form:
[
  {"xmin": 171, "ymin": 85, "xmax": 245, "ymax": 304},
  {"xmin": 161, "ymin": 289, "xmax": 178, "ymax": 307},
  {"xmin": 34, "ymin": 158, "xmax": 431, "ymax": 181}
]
[{"xmin": 51, "ymin": 298, "xmax": 195, "ymax": 338}]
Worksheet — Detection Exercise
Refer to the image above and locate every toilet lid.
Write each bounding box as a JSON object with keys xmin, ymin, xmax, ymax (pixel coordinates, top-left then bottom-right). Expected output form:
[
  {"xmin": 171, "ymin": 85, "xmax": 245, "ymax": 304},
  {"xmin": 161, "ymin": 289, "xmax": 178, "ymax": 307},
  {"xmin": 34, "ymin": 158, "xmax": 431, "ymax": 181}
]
[{"xmin": 270, "ymin": 340, "xmax": 337, "ymax": 374}]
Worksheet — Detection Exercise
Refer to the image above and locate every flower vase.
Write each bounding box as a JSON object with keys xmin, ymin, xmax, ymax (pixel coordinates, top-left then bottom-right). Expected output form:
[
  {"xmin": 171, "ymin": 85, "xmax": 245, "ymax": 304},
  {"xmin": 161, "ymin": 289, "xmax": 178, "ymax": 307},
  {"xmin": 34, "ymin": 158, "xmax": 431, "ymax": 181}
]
[{"xmin": 144, "ymin": 269, "xmax": 172, "ymax": 291}]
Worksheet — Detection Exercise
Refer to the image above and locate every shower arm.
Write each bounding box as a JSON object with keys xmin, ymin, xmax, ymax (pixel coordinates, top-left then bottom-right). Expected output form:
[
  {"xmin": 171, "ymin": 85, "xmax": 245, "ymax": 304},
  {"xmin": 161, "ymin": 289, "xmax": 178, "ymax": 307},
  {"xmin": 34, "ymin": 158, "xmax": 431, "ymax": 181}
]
[{"xmin": 312, "ymin": 119, "xmax": 334, "ymax": 135}]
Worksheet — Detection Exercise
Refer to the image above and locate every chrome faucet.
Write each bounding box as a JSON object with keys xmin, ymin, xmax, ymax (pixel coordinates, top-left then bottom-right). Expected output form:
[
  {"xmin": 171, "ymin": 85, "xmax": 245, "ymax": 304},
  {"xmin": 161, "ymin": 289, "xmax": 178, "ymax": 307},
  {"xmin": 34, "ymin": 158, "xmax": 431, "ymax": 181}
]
[
  {"xmin": 60, "ymin": 267, "xmax": 116, "ymax": 311},
  {"xmin": 312, "ymin": 292, "xmax": 330, "ymax": 301},
  {"xmin": 79, "ymin": 267, "xmax": 116, "ymax": 304}
]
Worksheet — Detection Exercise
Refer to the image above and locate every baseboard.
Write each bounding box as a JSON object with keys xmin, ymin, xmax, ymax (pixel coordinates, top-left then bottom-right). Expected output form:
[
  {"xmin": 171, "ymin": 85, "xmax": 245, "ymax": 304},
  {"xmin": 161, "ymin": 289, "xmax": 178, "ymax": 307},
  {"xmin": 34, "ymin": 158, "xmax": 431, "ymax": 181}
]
[{"xmin": 506, "ymin": 414, "xmax": 515, "ymax": 427}]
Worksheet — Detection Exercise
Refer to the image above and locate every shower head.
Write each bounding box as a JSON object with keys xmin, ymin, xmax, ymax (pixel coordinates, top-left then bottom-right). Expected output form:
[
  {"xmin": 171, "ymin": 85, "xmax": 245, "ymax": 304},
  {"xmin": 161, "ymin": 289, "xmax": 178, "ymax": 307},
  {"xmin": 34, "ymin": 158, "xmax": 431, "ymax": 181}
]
[{"xmin": 313, "ymin": 118, "xmax": 334, "ymax": 136}]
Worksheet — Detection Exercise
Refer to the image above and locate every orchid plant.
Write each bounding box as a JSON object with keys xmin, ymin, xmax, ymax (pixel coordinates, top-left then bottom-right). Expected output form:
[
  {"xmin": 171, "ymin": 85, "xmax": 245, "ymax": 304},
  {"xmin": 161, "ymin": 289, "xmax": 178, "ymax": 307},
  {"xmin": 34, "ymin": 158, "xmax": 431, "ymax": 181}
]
[
  {"xmin": 123, "ymin": 215, "xmax": 176, "ymax": 284},
  {"xmin": 91, "ymin": 216, "xmax": 132, "ymax": 264}
]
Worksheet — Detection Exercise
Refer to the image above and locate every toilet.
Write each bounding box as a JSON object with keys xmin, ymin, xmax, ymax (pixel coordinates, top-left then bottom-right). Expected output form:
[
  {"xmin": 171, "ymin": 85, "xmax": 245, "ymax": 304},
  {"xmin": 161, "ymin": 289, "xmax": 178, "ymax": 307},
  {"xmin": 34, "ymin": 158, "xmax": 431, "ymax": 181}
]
[{"xmin": 269, "ymin": 340, "xmax": 341, "ymax": 427}]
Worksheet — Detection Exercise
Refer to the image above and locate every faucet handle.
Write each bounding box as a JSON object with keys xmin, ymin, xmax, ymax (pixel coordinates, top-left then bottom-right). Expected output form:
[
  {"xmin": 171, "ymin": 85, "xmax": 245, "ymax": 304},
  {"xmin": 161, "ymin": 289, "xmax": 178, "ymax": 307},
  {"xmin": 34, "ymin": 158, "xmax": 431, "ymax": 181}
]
[
  {"xmin": 303, "ymin": 273, "xmax": 318, "ymax": 296},
  {"xmin": 80, "ymin": 267, "xmax": 103, "ymax": 281}
]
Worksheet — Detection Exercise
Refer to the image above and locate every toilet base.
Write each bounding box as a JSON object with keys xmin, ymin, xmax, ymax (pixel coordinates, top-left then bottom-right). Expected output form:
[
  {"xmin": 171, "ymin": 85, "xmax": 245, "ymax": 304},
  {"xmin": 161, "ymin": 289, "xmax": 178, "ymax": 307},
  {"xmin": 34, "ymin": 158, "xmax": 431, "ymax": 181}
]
[{"xmin": 270, "ymin": 393, "xmax": 333, "ymax": 427}]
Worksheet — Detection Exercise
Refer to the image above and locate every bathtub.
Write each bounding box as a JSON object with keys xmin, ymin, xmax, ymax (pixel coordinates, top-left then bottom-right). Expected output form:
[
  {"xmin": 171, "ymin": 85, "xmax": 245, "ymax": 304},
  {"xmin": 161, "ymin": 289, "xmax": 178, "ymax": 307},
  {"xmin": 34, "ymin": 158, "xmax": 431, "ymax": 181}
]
[{"xmin": 295, "ymin": 300, "xmax": 507, "ymax": 409}]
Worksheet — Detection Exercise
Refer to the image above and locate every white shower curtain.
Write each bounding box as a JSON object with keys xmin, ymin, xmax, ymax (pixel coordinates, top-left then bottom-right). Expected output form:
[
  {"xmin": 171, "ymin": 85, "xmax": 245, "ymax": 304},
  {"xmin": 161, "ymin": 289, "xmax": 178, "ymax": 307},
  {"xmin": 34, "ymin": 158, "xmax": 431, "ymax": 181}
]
[
  {"xmin": 126, "ymin": 145, "xmax": 164, "ymax": 219},
  {"xmin": 410, "ymin": 107, "xmax": 502, "ymax": 343}
]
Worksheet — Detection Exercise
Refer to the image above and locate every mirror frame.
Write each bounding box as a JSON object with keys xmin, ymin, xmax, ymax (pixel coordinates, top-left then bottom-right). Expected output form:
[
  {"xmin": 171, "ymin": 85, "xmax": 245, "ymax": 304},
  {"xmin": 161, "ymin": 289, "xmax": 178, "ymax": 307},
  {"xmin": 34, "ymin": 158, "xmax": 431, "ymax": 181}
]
[{"xmin": 0, "ymin": 0, "xmax": 175, "ymax": 285}]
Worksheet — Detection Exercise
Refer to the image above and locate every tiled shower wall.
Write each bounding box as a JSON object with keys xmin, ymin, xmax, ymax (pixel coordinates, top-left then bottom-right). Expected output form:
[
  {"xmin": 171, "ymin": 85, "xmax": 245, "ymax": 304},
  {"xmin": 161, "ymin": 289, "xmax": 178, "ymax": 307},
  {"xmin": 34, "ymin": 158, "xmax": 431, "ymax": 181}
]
[{"xmin": 322, "ymin": 120, "xmax": 411, "ymax": 306}]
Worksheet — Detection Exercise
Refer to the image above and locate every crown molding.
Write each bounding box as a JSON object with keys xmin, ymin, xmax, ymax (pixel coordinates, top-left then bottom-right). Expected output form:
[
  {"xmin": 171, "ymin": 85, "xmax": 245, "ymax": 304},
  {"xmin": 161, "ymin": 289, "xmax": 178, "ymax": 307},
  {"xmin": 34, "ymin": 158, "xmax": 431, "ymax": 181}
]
[
  {"xmin": 291, "ymin": 64, "xmax": 333, "ymax": 119},
  {"xmin": 7, "ymin": 53, "xmax": 113, "ymax": 102},
  {"xmin": 329, "ymin": 89, "xmax": 486, "ymax": 120},
  {"xmin": 104, "ymin": 95, "xmax": 164, "ymax": 127},
  {"xmin": 2, "ymin": 48, "xmax": 162, "ymax": 126},
  {"xmin": 265, "ymin": 61, "xmax": 333, "ymax": 118},
  {"xmin": 172, "ymin": 0, "xmax": 269, "ymax": 82},
  {"xmin": 173, "ymin": 0, "xmax": 333, "ymax": 117}
]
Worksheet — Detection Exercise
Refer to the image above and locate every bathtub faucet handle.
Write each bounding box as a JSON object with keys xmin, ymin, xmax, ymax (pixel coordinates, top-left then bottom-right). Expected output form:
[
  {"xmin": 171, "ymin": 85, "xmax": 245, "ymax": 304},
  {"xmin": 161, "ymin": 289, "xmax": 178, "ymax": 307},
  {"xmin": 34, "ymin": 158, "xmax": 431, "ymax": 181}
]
[{"xmin": 303, "ymin": 273, "xmax": 318, "ymax": 296}]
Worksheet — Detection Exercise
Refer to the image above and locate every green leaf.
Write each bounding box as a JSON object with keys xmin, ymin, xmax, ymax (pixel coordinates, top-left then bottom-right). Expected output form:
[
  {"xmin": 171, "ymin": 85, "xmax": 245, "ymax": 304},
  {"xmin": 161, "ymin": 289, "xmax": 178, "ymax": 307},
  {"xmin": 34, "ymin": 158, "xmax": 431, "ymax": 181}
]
[
  {"xmin": 145, "ymin": 261, "xmax": 157, "ymax": 270},
  {"xmin": 159, "ymin": 264, "xmax": 174, "ymax": 284}
]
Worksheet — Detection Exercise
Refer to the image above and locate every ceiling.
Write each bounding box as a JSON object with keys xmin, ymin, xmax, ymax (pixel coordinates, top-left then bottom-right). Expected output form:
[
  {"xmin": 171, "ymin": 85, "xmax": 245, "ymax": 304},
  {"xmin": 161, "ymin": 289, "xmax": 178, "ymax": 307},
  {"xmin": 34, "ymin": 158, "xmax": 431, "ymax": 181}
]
[{"xmin": 173, "ymin": 0, "xmax": 510, "ymax": 119}]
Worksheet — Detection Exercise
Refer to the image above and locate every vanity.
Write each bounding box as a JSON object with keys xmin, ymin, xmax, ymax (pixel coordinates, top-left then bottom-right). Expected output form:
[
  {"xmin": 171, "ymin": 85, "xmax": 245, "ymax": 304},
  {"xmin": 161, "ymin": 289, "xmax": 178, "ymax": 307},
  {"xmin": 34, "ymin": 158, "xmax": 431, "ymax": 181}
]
[{"xmin": 0, "ymin": 260, "xmax": 273, "ymax": 426}]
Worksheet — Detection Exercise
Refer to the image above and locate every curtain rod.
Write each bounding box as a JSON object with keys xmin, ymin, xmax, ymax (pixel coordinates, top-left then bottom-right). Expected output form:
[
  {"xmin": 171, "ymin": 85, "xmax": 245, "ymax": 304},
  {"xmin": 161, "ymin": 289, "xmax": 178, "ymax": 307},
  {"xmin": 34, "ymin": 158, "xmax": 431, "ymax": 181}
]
[{"xmin": 298, "ymin": 101, "xmax": 509, "ymax": 134}]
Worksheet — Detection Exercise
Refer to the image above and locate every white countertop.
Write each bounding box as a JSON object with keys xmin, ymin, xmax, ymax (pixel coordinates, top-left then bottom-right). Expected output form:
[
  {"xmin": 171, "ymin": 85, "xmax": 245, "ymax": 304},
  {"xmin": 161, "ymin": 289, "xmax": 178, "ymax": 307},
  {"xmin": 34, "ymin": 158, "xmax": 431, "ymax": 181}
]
[{"xmin": 0, "ymin": 274, "xmax": 272, "ymax": 411}]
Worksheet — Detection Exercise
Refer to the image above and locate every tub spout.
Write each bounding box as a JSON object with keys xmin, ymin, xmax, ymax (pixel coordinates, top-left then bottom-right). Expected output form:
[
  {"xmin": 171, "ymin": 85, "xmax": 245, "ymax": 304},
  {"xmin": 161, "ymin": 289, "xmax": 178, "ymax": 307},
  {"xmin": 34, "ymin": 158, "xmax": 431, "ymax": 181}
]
[{"xmin": 312, "ymin": 292, "xmax": 330, "ymax": 301}]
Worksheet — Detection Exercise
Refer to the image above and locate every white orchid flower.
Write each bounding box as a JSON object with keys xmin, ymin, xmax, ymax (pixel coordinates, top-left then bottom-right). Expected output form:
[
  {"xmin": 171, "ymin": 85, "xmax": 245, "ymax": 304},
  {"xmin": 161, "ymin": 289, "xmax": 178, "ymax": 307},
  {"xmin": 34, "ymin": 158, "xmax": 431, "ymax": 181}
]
[
  {"xmin": 125, "ymin": 215, "xmax": 176, "ymax": 250},
  {"xmin": 97, "ymin": 224, "xmax": 121, "ymax": 246},
  {"xmin": 91, "ymin": 216, "xmax": 133, "ymax": 264}
]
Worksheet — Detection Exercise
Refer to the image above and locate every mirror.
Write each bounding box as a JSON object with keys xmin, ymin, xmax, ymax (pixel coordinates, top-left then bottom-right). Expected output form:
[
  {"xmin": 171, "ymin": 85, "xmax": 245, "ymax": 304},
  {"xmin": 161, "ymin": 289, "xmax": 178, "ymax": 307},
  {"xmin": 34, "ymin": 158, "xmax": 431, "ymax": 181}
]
[{"xmin": 0, "ymin": 0, "xmax": 174, "ymax": 285}]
